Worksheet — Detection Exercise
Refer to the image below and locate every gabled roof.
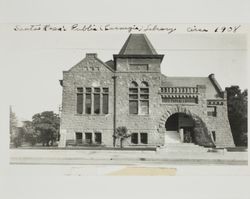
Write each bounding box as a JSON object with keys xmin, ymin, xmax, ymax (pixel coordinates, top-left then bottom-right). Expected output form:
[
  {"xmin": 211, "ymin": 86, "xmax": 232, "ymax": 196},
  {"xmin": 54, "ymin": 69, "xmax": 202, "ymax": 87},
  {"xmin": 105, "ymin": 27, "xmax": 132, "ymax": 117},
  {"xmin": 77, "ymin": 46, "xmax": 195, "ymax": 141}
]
[
  {"xmin": 105, "ymin": 60, "xmax": 115, "ymax": 70},
  {"xmin": 66, "ymin": 53, "xmax": 114, "ymax": 73},
  {"xmin": 119, "ymin": 34, "xmax": 158, "ymax": 55}
]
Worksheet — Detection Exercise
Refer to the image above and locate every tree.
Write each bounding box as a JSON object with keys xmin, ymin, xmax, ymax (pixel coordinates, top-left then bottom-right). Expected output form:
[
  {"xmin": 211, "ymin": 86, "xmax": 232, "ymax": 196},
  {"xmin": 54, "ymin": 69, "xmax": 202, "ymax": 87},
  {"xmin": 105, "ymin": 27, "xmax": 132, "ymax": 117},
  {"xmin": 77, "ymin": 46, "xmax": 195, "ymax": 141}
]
[
  {"xmin": 114, "ymin": 126, "xmax": 130, "ymax": 148},
  {"xmin": 23, "ymin": 120, "xmax": 38, "ymax": 146},
  {"xmin": 9, "ymin": 106, "xmax": 18, "ymax": 144},
  {"xmin": 32, "ymin": 111, "xmax": 60, "ymax": 146},
  {"xmin": 12, "ymin": 127, "xmax": 25, "ymax": 148},
  {"xmin": 226, "ymin": 86, "xmax": 248, "ymax": 146}
]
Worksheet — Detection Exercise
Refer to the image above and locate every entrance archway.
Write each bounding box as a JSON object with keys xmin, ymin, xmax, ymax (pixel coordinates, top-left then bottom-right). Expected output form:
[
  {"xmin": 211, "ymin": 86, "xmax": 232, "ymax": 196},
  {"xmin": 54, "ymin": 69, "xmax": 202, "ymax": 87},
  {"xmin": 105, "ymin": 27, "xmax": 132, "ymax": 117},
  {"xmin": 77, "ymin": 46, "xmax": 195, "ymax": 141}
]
[
  {"xmin": 158, "ymin": 106, "xmax": 215, "ymax": 147},
  {"xmin": 165, "ymin": 113, "xmax": 196, "ymax": 144}
]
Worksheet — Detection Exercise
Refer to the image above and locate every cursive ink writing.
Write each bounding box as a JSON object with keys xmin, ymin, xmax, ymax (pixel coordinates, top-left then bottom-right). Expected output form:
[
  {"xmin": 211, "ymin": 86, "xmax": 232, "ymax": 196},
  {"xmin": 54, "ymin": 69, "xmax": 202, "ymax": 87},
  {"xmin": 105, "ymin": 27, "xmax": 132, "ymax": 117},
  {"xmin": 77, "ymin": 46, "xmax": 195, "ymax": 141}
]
[
  {"xmin": 214, "ymin": 25, "xmax": 241, "ymax": 33},
  {"xmin": 187, "ymin": 25, "xmax": 208, "ymax": 32},
  {"xmin": 13, "ymin": 24, "xmax": 242, "ymax": 34},
  {"xmin": 143, "ymin": 24, "xmax": 176, "ymax": 34}
]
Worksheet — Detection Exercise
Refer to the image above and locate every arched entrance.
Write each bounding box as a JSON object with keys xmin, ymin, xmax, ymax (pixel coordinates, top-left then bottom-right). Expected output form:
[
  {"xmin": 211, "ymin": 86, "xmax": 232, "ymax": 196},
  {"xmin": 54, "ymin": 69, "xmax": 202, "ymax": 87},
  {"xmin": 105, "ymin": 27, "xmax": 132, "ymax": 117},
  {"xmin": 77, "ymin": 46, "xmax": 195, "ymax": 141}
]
[
  {"xmin": 158, "ymin": 106, "xmax": 215, "ymax": 147},
  {"xmin": 165, "ymin": 113, "xmax": 196, "ymax": 144}
]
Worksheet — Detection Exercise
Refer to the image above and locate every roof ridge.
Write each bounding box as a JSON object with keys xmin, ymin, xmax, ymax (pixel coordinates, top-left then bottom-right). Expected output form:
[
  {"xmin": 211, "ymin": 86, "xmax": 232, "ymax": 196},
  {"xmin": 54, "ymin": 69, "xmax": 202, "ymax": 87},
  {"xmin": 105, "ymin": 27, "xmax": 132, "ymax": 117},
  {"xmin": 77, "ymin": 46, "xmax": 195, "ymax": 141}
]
[
  {"xmin": 119, "ymin": 34, "xmax": 132, "ymax": 54},
  {"xmin": 142, "ymin": 34, "xmax": 157, "ymax": 54}
]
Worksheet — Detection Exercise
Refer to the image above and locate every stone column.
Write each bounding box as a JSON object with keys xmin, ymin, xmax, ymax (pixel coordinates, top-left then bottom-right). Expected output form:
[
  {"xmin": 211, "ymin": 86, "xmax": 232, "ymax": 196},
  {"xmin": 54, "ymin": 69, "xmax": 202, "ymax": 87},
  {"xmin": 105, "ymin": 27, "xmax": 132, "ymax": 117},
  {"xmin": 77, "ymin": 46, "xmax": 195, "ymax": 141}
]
[{"xmin": 179, "ymin": 128, "xmax": 184, "ymax": 143}]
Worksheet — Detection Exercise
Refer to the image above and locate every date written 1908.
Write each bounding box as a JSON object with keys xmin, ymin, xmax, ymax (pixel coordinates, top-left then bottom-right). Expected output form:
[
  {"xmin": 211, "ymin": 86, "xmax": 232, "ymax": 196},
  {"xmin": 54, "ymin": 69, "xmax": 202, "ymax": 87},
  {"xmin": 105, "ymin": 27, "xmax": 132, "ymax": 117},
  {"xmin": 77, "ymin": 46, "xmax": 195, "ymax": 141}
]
[
  {"xmin": 187, "ymin": 25, "xmax": 241, "ymax": 33},
  {"xmin": 214, "ymin": 25, "xmax": 241, "ymax": 33}
]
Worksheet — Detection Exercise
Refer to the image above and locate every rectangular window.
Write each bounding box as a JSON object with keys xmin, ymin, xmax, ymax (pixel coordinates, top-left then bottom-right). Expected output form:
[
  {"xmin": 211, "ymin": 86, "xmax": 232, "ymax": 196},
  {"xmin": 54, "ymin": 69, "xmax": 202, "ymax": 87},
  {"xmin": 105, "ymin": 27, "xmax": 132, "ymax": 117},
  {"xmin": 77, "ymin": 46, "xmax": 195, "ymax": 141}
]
[
  {"xmin": 85, "ymin": 133, "xmax": 92, "ymax": 144},
  {"xmin": 86, "ymin": 87, "xmax": 92, "ymax": 93},
  {"xmin": 85, "ymin": 94, "xmax": 92, "ymax": 114},
  {"xmin": 76, "ymin": 93, "xmax": 83, "ymax": 114},
  {"xmin": 140, "ymin": 133, "xmax": 148, "ymax": 144},
  {"xmin": 131, "ymin": 133, "xmax": 138, "ymax": 144},
  {"xmin": 103, "ymin": 94, "xmax": 109, "ymax": 114},
  {"xmin": 140, "ymin": 88, "xmax": 149, "ymax": 93},
  {"xmin": 212, "ymin": 131, "xmax": 216, "ymax": 142},
  {"xmin": 94, "ymin": 88, "xmax": 100, "ymax": 93},
  {"xmin": 75, "ymin": 132, "xmax": 83, "ymax": 144},
  {"xmin": 94, "ymin": 94, "xmax": 100, "ymax": 114},
  {"xmin": 140, "ymin": 94, "xmax": 149, "ymax": 99},
  {"xmin": 140, "ymin": 101, "xmax": 149, "ymax": 115},
  {"xmin": 84, "ymin": 87, "xmax": 109, "ymax": 115},
  {"xmin": 103, "ymin": 88, "xmax": 109, "ymax": 93},
  {"xmin": 94, "ymin": 132, "xmax": 102, "ymax": 144},
  {"xmin": 129, "ymin": 94, "xmax": 138, "ymax": 99},
  {"xmin": 77, "ymin": 87, "xmax": 83, "ymax": 93},
  {"xmin": 207, "ymin": 106, "xmax": 217, "ymax": 117},
  {"xmin": 76, "ymin": 87, "xmax": 83, "ymax": 114},
  {"xmin": 129, "ymin": 101, "xmax": 138, "ymax": 114},
  {"xmin": 129, "ymin": 88, "xmax": 138, "ymax": 93}
]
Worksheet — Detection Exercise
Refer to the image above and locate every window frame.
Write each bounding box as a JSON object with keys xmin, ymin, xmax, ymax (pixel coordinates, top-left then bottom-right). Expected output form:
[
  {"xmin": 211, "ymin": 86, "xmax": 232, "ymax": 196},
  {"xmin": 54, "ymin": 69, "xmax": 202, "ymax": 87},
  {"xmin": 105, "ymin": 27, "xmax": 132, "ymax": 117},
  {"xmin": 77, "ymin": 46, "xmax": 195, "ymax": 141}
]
[
  {"xmin": 76, "ymin": 87, "xmax": 109, "ymax": 115},
  {"xmin": 129, "ymin": 82, "xmax": 149, "ymax": 115},
  {"xmin": 131, "ymin": 133, "xmax": 138, "ymax": 144},
  {"xmin": 85, "ymin": 132, "xmax": 92, "ymax": 144},
  {"xmin": 75, "ymin": 132, "xmax": 83, "ymax": 144},
  {"xmin": 207, "ymin": 106, "xmax": 217, "ymax": 117},
  {"xmin": 76, "ymin": 87, "xmax": 84, "ymax": 114},
  {"xmin": 94, "ymin": 132, "xmax": 102, "ymax": 144},
  {"xmin": 140, "ymin": 133, "xmax": 148, "ymax": 144}
]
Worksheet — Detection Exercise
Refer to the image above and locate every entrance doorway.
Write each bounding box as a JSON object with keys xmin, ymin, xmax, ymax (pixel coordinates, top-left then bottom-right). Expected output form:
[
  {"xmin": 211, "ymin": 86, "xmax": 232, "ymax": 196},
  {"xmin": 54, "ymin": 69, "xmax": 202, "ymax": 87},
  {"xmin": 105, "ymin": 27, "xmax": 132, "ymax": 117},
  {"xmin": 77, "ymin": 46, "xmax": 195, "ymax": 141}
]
[{"xmin": 165, "ymin": 113, "xmax": 195, "ymax": 144}]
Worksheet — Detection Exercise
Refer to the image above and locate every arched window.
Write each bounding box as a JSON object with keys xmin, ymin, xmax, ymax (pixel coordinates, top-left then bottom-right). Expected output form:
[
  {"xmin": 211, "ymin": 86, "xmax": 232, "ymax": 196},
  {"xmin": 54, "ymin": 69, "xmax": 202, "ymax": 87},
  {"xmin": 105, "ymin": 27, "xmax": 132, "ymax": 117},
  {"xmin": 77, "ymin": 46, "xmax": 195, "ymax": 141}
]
[
  {"xmin": 129, "ymin": 81, "xmax": 149, "ymax": 115},
  {"xmin": 141, "ymin": 81, "xmax": 149, "ymax": 87},
  {"xmin": 130, "ymin": 81, "xmax": 138, "ymax": 87}
]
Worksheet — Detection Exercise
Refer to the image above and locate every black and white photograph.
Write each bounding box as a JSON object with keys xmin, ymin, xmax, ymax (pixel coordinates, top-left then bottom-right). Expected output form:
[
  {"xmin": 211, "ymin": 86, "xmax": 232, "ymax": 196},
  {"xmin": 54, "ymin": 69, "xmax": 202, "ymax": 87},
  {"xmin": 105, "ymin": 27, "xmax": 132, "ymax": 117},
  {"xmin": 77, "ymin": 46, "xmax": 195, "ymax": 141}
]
[
  {"xmin": 0, "ymin": 1, "xmax": 249, "ymax": 199},
  {"xmin": 6, "ymin": 24, "xmax": 248, "ymax": 170}
]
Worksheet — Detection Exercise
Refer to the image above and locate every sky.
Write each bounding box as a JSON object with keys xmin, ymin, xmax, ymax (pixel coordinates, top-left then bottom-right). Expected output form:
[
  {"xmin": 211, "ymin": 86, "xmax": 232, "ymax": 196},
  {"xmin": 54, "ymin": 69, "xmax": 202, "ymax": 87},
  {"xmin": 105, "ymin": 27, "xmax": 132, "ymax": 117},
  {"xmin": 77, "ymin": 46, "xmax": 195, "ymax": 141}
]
[{"xmin": 0, "ymin": 26, "xmax": 247, "ymax": 121}]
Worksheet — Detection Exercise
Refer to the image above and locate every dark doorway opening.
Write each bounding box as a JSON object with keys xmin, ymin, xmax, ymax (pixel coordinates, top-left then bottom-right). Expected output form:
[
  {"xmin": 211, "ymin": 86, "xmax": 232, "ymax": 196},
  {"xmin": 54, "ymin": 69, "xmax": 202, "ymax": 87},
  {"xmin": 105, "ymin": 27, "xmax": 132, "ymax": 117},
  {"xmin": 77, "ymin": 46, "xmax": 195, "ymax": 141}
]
[{"xmin": 165, "ymin": 113, "xmax": 196, "ymax": 144}]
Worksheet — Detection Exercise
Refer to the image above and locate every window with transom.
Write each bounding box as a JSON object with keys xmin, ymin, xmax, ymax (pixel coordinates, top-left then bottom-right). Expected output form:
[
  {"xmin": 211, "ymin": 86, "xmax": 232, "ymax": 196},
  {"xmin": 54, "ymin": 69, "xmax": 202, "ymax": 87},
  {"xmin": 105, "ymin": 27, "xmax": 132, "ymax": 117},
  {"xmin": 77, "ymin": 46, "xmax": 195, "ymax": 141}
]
[{"xmin": 129, "ymin": 81, "xmax": 149, "ymax": 115}]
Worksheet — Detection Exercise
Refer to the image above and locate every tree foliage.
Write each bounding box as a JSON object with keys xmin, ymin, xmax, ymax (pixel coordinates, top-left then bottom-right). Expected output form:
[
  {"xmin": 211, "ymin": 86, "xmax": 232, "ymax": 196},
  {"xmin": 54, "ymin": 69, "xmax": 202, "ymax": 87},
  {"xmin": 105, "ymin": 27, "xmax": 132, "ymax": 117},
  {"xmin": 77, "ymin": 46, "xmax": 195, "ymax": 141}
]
[
  {"xmin": 32, "ymin": 111, "xmax": 60, "ymax": 146},
  {"xmin": 226, "ymin": 86, "xmax": 248, "ymax": 146},
  {"xmin": 9, "ymin": 106, "xmax": 18, "ymax": 143},
  {"xmin": 12, "ymin": 127, "xmax": 25, "ymax": 148},
  {"xmin": 114, "ymin": 126, "xmax": 130, "ymax": 148},
  {"xmin": 22, "ymin": 121, "xmax": 38, "ymax": 146}
]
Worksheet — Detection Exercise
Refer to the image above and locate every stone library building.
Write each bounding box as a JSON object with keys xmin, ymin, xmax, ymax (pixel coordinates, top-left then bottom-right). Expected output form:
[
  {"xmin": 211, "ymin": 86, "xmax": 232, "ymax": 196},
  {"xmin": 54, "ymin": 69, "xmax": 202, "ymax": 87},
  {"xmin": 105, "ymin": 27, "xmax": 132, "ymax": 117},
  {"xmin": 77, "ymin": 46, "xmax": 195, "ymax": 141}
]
[{"xmin": 58, "ymin": 34, "xmax": 235, "ymax": 148}]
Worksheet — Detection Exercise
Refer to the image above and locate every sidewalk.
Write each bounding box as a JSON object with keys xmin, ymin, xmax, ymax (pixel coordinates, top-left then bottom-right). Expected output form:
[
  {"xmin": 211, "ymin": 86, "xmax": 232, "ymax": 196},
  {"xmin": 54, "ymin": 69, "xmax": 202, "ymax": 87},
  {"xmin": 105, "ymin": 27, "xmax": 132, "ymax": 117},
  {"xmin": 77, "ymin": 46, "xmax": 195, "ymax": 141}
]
[{"xmin": 10, "ymin": 148, "xmax": 248, "ymax": 165}]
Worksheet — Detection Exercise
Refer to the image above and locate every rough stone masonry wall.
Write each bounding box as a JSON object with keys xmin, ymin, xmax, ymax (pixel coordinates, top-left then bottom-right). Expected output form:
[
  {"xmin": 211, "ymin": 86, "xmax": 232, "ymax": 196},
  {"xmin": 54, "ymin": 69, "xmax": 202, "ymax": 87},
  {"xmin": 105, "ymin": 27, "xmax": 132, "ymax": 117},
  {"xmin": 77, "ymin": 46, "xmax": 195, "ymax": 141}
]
[
  {"xmin": 114, "ymin": 57, "xmax": 163, "ymax": 147},
  {"xmin": 115, "ymin": 72, "xmax": 162, "ymax": 146},
  {"xmin": 59, "ymin": 53, "xmax": 235, "ymax": 148},
  {"xmin": 206, "ymin": 101, "xmax": 235, "ymax": 147},
  {"xmin": 59, "ymin": 54, "xmax": 114, "ymax": 147},
  {"xmin": 157, "ymin": 85, "xmax": 235, "ymax": 147}
]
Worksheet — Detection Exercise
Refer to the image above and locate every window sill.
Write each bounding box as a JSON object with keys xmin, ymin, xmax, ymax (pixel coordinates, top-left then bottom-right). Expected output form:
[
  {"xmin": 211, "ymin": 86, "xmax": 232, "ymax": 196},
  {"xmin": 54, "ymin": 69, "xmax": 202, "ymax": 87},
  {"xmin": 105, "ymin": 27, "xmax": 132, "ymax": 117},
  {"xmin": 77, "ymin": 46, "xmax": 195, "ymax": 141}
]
[
  {"xmin": 75, "ymin": 113, "xmax": 110, "ymax": 116},
  {"xmin": 128, "ymin": 114, "xmax": 150, "ymax": 116}
]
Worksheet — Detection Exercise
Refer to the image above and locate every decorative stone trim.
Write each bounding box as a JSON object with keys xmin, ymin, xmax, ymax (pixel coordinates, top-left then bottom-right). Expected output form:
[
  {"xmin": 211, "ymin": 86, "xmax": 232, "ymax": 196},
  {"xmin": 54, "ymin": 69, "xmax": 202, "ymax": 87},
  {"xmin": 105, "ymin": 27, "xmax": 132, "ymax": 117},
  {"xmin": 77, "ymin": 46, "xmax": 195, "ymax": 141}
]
[
  {"xmin": 158, "ymin": 105, "xmax": 193, "ymax": 128},
  {"xmin": 160, "ymin": 87, "xmax": 198, "ymax": 94},
  {"xmin": 207, "ymin": 100, "xmax": 224, "ymax": 106}
]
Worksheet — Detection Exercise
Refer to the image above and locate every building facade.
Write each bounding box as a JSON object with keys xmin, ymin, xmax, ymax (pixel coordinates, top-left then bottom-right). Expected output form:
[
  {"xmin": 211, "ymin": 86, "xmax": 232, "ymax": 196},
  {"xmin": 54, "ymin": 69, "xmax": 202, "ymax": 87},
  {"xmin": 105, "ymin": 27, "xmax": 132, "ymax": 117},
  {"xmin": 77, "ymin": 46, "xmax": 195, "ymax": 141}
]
[{"xmin": 59, "ymin": 34, "xmax": 235, "ymax": 148}]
